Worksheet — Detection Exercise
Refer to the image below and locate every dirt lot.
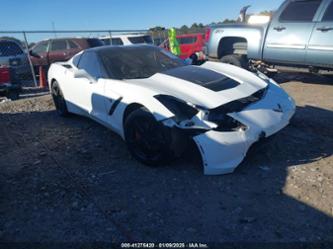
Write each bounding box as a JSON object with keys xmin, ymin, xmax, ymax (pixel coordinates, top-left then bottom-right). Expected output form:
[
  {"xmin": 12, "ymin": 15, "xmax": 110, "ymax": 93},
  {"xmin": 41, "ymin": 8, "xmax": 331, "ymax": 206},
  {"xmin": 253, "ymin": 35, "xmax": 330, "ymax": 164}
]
[{"xmin": 0, "ymin": 73, "xmax": 332, "ymax": 246}]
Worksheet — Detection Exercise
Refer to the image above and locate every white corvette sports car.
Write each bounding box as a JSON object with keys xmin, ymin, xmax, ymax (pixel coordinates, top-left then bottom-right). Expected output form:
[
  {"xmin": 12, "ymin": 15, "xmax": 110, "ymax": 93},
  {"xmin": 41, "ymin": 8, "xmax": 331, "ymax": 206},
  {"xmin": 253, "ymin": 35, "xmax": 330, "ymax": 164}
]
[{"xmin": 48, "ymin": 45, "xmax": 295, "ymax": 175}]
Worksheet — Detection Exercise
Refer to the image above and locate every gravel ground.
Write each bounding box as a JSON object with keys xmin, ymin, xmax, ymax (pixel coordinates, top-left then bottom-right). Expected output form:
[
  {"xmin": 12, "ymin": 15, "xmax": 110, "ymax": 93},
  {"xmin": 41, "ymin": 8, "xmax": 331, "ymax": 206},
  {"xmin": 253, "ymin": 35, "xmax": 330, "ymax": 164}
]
[{"xmin": 0, "ymin": 73, "xmax": 332, "ymax": 247}]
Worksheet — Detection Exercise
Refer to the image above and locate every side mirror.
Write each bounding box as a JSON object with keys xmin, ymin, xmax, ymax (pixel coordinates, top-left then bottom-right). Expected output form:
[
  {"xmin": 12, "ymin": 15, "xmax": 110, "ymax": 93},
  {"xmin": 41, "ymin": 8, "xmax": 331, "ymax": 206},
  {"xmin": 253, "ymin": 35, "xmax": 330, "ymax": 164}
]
[
  {"xmin": 73, "ymin": 69, "xmax": 96, "ymax": 83},
  {"xmin": 29, "ymin": 50, "xmax": 41, "ymax": 58}
]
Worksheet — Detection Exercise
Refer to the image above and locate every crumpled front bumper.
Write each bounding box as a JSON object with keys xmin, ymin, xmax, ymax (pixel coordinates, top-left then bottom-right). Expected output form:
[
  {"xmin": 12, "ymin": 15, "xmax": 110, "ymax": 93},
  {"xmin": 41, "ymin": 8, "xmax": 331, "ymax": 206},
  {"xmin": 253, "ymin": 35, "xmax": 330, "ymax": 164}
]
[{"xmin": 193, "ymin": 82, "xmax": 296, "ymax": 175}]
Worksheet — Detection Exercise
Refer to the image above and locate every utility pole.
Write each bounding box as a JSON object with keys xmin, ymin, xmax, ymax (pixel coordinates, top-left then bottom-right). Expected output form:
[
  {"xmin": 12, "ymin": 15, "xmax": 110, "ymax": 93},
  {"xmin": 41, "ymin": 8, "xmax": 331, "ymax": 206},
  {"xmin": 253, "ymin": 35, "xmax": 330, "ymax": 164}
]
[{"xmin": 52, "ymin": 22, "xmax": 57, "ymax": 38}]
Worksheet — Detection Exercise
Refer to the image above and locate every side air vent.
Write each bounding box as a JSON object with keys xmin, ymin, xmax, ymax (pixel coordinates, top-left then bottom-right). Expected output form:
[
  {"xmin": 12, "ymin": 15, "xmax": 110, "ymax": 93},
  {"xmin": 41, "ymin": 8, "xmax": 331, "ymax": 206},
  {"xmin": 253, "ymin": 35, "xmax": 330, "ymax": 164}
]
[{"xmin": 62, "ymin": 64, "xmax": 72, "ymax": 69}]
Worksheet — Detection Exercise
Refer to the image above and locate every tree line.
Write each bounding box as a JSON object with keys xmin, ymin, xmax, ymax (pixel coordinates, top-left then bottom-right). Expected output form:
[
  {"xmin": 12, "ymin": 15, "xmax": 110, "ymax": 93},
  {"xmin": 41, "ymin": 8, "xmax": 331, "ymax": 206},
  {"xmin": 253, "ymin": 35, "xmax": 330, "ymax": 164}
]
[{"xmin": 150, "ymin": 10, "xmax": 274, "ymax": 37}]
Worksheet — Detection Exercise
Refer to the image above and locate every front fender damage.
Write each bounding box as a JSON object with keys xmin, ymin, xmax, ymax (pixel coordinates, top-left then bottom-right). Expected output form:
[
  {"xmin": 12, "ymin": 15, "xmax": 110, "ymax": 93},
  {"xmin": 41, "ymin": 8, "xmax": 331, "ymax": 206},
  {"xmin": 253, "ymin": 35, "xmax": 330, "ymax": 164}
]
[
  {"xmin": 156, "ymin": 82, "xmax": 295, "ymax": 175},
  {"xmin": 160, "ymin": 116, "xmax": 212, "ymax": 157},
  {"xmin": 161, "ymin": 116, "xmax": 251, "ymax": 175},
  {"xmin": 193, "ymin": 129, "xmax": 253, "ymax": 175}
]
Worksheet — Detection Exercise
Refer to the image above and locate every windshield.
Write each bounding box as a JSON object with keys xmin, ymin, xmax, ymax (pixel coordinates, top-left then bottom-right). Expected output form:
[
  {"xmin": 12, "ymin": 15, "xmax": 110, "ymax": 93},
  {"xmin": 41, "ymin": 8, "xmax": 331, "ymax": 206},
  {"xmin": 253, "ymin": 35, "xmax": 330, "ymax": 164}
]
[
  {"xmin": 98, "ymin": 46, "xmax": 186, "ymax": 79},
  {"xmin": 128, "ymin": 35, "xmax": 153, "ymax": 44},
  {"xmin": 86, "ymin": 38, "xmax": 104, "ymax": 48},
  {"xmin": 178, "ymin": 36, "xmax": 197, "ymax": 45},
  {"xmin": 0, "ymin": 41, "xmax": 23, "ymax": 56}
]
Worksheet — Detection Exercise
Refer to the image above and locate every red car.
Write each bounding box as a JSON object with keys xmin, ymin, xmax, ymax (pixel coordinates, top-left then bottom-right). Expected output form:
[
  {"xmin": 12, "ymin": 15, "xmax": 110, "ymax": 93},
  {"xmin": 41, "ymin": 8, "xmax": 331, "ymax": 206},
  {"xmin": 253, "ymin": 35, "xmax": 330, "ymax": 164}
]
[
  {"xmin": 29, "ymin": 38, "xmax": 103, "ymax": 67},
  {"xmin": 160, "ymin": 33, "xmax": 205, "ymax": 60}
]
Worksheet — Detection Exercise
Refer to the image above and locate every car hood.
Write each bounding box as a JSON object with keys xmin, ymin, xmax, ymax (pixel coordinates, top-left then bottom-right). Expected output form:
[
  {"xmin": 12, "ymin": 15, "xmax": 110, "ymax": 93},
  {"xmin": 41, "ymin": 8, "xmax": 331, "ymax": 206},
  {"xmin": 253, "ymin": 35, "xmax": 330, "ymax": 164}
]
[{"xmin": 125, "ymin": 61, "xmax": 268, "ymax": 109}]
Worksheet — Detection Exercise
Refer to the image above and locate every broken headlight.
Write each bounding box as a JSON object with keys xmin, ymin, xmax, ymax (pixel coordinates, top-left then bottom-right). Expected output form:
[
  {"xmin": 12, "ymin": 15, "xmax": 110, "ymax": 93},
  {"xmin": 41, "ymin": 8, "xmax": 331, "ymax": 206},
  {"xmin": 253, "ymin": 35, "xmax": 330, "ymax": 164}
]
[
  {"xmin": 207, "ymin": 111, "xmax": 246, "ymax": 132},
  {"xmin": 154, "ymin": 95, "xmax": 199, "ymax": 123}
]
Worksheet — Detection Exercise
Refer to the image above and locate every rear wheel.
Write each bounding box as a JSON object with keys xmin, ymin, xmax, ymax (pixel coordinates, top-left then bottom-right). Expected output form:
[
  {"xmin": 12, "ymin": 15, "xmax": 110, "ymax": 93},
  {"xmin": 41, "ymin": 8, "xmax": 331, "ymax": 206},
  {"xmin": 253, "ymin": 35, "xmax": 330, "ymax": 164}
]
[
  {"xmin": 51, "ymin": 81, "xmax": 69, "ymax": 117},
  {"xmin": 124, "ymin": 107, "xmax": 173, "ymax": 166},
  {"xmin": 220, "ymin": 54, "xmax": 248, "ymax": 69}
]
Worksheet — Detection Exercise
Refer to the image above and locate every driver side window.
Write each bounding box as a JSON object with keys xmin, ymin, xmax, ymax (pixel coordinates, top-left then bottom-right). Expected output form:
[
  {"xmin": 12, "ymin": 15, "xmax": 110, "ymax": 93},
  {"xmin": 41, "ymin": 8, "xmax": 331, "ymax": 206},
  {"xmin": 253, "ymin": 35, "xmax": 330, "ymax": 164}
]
[
  {"xmin": 33, "ymin": 41, "xmax": 48, "ymax": 54},
  {"xmin": 77, "ymin": 52, "xmax": 101, "ymax": 79},
  {"xmin": 322, "ymin": 1, "xmax": 333, "ymax": 21}
]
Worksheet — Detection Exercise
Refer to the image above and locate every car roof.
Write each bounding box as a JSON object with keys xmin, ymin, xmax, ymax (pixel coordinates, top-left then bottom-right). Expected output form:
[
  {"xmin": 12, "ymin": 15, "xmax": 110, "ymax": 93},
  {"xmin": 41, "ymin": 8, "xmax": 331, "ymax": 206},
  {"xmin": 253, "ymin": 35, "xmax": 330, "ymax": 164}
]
[
  {"xmin": 84, "ymin": 44, "xmax": 156, "ymax": 53},
  {"xmin": 38, "ymin": 37, "xmax": 99, "ymax": 42},
  {"xmin": 0, "ymin": 39, "xmax": 21, "ymax": 44},
  {"xmin": 100, "ymin": 33, "xmax": 150, "ymax": 39},
  {"xmin": 0, "ymin": 39, "xmax": 24, "ymax": 49}
]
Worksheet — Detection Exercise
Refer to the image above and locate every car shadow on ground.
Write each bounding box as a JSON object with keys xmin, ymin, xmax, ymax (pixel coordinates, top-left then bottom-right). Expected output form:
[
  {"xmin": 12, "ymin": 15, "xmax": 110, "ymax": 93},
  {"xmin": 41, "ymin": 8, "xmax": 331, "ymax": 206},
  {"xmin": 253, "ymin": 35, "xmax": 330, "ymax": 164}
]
[
  {"xmin": 273, "ymin": 72, "xmax": 333, "ymax": 85},
  {"xmin": 0, "ymin": 103, "xmax": 332, "ymax": 244}
]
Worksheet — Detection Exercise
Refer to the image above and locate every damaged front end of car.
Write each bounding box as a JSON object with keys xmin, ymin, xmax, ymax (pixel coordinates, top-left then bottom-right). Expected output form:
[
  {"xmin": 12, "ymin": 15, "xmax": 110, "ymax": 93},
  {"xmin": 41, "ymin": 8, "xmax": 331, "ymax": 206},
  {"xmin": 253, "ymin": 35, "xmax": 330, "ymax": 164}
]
[{"xmin": 154, "ymin": 81, "xmax": 295, "ymax": 175}]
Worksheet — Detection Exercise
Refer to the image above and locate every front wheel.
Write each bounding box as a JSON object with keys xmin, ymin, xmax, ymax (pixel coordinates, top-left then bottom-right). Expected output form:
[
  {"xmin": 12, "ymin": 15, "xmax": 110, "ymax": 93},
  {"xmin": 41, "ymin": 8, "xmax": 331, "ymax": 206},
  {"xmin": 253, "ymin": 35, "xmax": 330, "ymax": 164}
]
[
  {"xmin": 124, "ymin": 107, "xmax": 173, "ymax": 166},
  {"xmin": 51, "ymin": 81, "xmax": 69, "ymax": 117}
]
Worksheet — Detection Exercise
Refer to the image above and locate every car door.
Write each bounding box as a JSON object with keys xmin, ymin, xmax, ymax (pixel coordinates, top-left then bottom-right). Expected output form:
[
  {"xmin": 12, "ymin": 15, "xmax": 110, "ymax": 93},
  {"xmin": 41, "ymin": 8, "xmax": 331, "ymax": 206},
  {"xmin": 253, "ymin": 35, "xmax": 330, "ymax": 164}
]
[
  {"xmin": 263, "ymin": 0, "xmax": 323, "ymax": 64},
  {"xmin": 103, "ymin": 79, "xmax": 125, "ymax": 134},
  {"xmin": 30, "ymin": 40, "xmax": 49, "ymax": 66},
  {"xmin": 65, "ymin": 39, "xmax": 82, "ymax": 59},
  {"xmin": 99, "ymin": 54, "xmax": 126, "ymax": 133},
  {"xmin": 48, "ymin": 39, "xmax": 69, "ymax": 64},
  {"xmin": 306, "ymin": 0, "xmax": 333, "ymax": 67},
  {"xmin": 70, "ymin": 51, "xmax": 107, "ymax": 121}
]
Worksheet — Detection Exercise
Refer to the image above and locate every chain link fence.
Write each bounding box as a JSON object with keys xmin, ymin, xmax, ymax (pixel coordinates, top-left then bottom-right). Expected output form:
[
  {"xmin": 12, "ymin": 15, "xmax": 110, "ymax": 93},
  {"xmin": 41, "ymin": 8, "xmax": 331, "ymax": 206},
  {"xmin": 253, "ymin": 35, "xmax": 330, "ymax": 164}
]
[{"xmin": 0, "ymin": 29, "xmax": 167, "ymax": 90}]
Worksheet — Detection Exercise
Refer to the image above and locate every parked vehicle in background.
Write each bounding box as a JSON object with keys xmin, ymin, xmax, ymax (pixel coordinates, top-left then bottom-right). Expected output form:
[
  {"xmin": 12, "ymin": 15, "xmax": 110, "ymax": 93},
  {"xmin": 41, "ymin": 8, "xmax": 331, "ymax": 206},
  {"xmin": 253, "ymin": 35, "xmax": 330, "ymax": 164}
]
[
  {"xmin": 160, "ymin": 33, "xmax": 205, "ymax": 60},
  {"xmin": 100, "ymin": 34, "xmax": 153, "ymax": 46},
  {"xmin": 206, "ymin": 0, "xmax": 333, "ymax": 73},
  {"xmin": 0, "ymin": 39, "xmax": 30, "ymax": 83},
  {"xmin": 153, "ymin": 37, "xmax": 164, "ymax": 46},
  {"xmin": 29, "ymin": 38, "xmax": 103, "ymax": 68},
  {"xmin": 0, "ymin": 66, "xmax": 21, "ymax": 100}
]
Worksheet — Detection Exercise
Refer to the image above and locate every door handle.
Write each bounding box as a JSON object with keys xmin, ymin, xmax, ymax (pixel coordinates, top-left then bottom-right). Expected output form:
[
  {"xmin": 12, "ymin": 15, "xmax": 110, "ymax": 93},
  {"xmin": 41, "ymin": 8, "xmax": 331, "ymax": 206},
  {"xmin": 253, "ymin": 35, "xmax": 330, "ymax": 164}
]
[
  {"xmin": 273, "ymin": 26, "xmax": 286, "ymax": 31},
  {"xmin": 317, "ymin": 26, "xmax": 333, "ymax": 32}
]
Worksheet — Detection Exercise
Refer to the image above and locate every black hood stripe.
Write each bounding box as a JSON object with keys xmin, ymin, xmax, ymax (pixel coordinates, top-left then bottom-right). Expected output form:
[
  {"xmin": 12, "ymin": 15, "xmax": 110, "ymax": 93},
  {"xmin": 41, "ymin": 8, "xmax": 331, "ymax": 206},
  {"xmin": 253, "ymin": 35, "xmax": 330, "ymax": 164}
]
[{"xmin": 161, "ymin": 65, "xmax": 240, "ymax": 92}]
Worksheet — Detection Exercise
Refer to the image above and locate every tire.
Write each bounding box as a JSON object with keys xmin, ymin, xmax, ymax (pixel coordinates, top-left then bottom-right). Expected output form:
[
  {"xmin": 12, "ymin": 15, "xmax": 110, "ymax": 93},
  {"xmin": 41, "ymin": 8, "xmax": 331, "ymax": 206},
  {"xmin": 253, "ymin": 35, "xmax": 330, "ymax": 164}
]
[
  {"xmin": 51, "ymin": 81, "xmax": 69, "ymax": 117},
  {"xmin": 220, "ymin": 54, "xmax": 248, "ymax": 69},
  {"xmin": 124, "ymin": 107, "xmax": 172, "ymax": 166},
  {"xmin": 6, "ymin": 90, "xmax": 19, "ymax": 101}
]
